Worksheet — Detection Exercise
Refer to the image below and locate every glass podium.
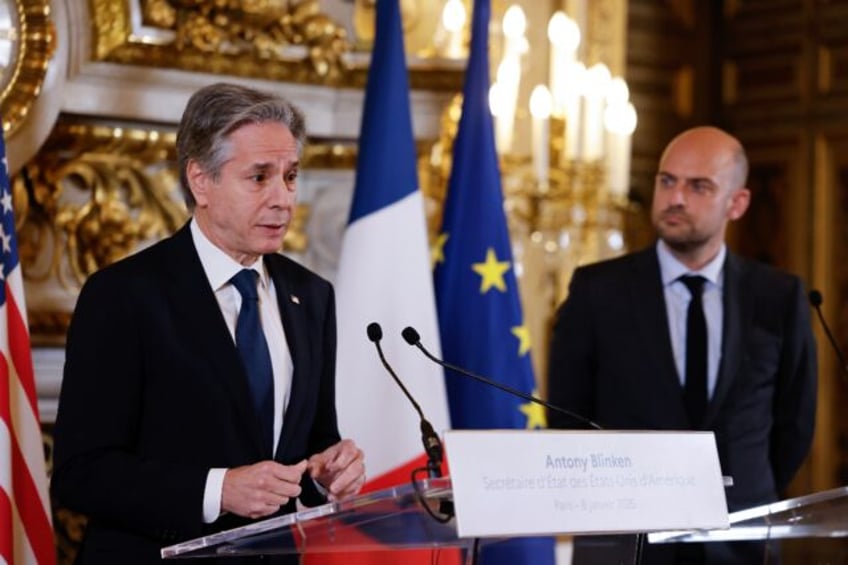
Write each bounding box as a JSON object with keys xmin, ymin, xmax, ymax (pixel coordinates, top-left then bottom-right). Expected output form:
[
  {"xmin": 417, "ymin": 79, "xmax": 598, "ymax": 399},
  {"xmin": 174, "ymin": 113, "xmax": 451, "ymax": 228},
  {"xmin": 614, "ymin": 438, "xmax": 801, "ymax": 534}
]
[
  {"xmin": 649, "ymin": 485, "xmax": 848, "ymax": 545},
  {"xmin": 161, "ymin": 477, "xmax": 494, "ymax": 560},
  {"xmin": 162, "ymin": 477, "xmax": 848, "ymax": 562}
]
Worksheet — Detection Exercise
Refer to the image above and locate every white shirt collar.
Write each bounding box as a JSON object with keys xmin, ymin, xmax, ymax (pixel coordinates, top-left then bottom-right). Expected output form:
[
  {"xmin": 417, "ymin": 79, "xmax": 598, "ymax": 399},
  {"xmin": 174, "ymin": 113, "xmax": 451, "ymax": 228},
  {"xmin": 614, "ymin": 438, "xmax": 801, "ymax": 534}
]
[
  {"xmin": 656, "ymin": 239, "xmax": 725, "ymax": 288},
  {"xmin": 190, "ymin": 219, "xmax": 269, "ymax": 291}
]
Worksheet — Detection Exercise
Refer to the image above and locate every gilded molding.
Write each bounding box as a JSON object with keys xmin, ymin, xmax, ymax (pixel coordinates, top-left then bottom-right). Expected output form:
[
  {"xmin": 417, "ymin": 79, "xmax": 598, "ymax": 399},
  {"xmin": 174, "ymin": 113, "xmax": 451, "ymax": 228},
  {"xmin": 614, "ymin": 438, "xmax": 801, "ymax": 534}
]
[
  {"xmin": 16, "ymin": 123, "xmax": 185, "ymax": 290},
  {"xmin": 1, "ymin": 0, "xmax": 55, "ymax": 135},
  {"xmin": 88, "ymin": 0, "xmax": 462, "ymax": 90},
  {"xmin": 91, "ymin": 0, "xmax": 348, "ymax": 82}
]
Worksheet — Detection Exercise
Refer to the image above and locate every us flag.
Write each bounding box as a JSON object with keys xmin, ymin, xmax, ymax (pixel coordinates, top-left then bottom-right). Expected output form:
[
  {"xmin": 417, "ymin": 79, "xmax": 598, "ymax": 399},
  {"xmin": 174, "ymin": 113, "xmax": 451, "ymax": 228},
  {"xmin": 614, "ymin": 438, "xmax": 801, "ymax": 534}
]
[{"xmin": 0, "ymin": 132, "xmax": 55, "ymax": 564}]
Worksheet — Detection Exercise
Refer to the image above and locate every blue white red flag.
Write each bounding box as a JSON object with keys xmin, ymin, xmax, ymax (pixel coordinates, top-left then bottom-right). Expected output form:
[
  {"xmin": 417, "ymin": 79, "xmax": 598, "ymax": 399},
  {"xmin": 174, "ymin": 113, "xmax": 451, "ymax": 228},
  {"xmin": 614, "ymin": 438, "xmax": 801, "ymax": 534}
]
[{"xmin": 1, "ymin": 132, "xmax": 56, "ymax": 563}]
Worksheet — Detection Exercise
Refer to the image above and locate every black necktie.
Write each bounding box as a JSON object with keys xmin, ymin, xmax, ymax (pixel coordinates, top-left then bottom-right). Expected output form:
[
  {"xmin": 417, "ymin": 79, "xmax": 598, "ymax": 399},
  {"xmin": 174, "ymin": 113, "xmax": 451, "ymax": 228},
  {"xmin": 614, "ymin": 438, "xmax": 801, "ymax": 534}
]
[
  {"xmin": 231, "ymin": 269, "xmax": 274, "ymax": 454},
  {"xmin": 680, "ymin": 275, "xmax": 707, "ymax": 428}
]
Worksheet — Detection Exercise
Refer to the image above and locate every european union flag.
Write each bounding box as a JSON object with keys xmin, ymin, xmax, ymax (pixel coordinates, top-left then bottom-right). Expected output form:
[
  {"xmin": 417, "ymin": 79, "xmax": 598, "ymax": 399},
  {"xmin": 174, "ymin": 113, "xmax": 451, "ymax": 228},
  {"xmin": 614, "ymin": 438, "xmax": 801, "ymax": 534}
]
[{"xmin": 433, "ymin": 0, "xmax": 555, "ymax": 562}]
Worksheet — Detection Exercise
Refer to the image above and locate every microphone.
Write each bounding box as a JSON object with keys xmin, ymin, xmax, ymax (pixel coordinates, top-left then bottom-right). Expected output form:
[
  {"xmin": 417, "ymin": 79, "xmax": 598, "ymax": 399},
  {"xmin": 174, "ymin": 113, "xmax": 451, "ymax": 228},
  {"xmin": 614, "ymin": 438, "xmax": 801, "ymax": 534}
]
[
  {"xmin": 808, "ymin": 290, "xmax": 848, "ymax": 379},
  {"xmin": 401, "ymin": 326, "xmax": 602, "ymax": 430},
  {"xmin": 366, "ymin": 323, "xmax": 444, "ymax": 477}
]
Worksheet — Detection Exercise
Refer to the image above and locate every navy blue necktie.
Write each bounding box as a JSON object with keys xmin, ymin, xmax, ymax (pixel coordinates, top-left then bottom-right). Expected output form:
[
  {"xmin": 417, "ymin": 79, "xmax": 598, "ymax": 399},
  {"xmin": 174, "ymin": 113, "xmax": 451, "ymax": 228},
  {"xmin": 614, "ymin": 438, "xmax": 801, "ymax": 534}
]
[
  {"xmin": 231, "ymin": 269, "xmax": 274, "ymax": 454},
  {"xmin": 680, "ymin": 275, "xmax": 708, "ymax": 428}
]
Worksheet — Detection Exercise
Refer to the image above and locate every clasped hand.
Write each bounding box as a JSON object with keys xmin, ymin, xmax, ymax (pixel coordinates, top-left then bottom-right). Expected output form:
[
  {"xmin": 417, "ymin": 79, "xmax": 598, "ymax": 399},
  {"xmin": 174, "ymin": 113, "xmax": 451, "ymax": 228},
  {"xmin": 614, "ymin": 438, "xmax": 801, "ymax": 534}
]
[{"xmin": 222, "ymin": 438, "xmax": 365, "ymax": 519}]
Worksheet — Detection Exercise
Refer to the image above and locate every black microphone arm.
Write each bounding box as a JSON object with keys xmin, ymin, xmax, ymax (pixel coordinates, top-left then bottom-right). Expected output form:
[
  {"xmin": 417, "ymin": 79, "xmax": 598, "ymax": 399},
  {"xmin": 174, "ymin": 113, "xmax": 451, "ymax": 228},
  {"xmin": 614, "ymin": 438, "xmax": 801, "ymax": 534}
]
[
  {"xmin": 401, "ymin": 326, "xmax": 603, "ymax": 431},
  {"xmin": 808, "ymin": 290, "xmax": 848, "ymax": 379},
  {"xmin": 366, "ymin": 323, "xmax": 444, "ymax": 477}
]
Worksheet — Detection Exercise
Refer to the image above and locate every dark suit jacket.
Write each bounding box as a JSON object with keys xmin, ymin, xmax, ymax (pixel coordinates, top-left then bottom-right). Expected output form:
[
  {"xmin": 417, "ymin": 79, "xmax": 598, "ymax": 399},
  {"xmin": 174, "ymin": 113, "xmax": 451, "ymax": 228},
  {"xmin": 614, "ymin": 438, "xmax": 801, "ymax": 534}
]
[
  {"xmin": 547, "ymin": 246, "xmax": 817, "ymax": 562},
  {"xmin": 52, "ymin": 223, "xmax": 341, "ymax": 564}
]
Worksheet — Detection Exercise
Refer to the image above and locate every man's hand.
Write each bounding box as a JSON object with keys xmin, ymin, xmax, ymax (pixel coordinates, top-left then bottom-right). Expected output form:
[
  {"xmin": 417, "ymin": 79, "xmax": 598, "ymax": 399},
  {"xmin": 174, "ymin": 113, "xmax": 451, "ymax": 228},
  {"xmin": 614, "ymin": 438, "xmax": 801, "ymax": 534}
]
[
  {"xmin": 307, "ymin": 439, "xmax": 365, "ymax": 501},
  {"xmin": 221, "ymin": 460, "xmax": 308, "ymax": 519}
]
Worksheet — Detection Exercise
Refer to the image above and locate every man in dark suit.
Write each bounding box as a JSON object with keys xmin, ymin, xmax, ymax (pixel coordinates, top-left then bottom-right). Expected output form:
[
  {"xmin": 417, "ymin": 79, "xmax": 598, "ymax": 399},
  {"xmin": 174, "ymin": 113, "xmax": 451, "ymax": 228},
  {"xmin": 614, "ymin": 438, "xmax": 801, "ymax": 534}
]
[
  {"xmin": 547, "ymin": 126, "xmax": 817, "ymax": 564},
  {"xmin": 51, "ymin": 83, "xmax": 366, "ymax": 564}
]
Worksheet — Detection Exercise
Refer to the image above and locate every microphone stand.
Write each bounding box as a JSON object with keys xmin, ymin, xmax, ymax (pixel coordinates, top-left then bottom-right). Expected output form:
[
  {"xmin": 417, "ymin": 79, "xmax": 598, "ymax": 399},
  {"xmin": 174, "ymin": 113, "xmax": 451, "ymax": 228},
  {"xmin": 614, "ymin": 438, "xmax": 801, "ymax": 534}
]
[
  {"xmin": 365, "ymin": 323, "xmax": 454, "ymax": 526},
  {"xmin": 809, "ymin": 290, "xmax": 848, "ymax": 383},
  {"xmin": 401, "ymin": 326, "xmax": 603, "ymax": 430}
]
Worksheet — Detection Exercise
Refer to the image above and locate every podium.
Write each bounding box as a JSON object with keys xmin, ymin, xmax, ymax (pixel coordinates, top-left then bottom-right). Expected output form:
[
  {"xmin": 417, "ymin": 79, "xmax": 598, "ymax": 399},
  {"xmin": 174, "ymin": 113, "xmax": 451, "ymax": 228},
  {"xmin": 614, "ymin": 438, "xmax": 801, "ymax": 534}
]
[
  {"xmin": 161, "ymin": 477, "xmax": 491, "ymax": 560},
  {"xmin": 162, "ymin": 477, "xmax": 848, "ymax": 563},
  {"xmin": 649, "ymin": 484, "xmax": 848, "ymax": 544},
  {"xmin": 162, "ymin": 430, "xmax": 730, "ymax": 562}
]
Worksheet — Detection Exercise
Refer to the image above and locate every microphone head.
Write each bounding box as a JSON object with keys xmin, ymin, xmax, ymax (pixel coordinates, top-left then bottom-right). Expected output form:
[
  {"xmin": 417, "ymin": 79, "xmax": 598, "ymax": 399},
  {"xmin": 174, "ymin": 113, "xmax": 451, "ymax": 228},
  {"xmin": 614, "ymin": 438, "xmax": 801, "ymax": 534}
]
[
  {"xmin": 367, "ymin": 322, "xmax": 383, "ymax": 342},
  {"xmin": 809, "ymin": 290, "xmax": 823, "ymax": 307},
  {"xmin": 402, "ymin": 326, "xmax": 420, "ymax": 345}
]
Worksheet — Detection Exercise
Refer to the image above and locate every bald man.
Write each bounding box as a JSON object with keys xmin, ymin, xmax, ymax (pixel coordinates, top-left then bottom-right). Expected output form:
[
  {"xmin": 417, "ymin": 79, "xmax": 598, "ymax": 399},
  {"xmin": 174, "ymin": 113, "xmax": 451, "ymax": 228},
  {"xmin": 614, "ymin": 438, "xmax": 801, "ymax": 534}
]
[{"xmin": 547, "ymin": 127, "xmax": 817, "ymax": 564}]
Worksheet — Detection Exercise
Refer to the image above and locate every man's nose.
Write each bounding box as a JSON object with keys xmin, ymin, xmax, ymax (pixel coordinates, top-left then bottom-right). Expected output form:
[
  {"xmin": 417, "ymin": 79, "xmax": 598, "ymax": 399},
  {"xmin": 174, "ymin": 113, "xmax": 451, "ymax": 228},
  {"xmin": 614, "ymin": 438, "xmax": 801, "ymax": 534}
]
[
  {"xmin": 269, "ymin": 177, "xmax": 295, "ymax": 206},
  {"xmin": 667, "ymin": 181, "xmax": 686, "ymax": 205}
]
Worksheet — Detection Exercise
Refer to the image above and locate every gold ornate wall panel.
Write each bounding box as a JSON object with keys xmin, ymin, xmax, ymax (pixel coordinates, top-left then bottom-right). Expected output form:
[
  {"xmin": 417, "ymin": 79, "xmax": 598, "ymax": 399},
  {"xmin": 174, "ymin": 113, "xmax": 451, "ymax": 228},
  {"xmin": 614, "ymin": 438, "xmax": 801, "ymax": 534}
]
[
  {"xmin": 87, "ymin": 0, "xmax": 463, "ymax": 91},
  {"xmin": 0, "ymin": 0, "xmax": 56, "ymax": 135},
  {"xmin": 93, "ymin": 0, "xmax": 351, "ymax": 83}
]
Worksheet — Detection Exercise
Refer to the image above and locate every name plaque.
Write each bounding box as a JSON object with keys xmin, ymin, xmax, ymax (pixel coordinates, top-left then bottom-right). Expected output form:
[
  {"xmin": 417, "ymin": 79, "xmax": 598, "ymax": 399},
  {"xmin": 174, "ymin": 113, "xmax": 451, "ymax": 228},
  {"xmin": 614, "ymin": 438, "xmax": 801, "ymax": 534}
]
[{"xmin": 444, "ymin": 430, "xmax": 729, "ymax": 538}]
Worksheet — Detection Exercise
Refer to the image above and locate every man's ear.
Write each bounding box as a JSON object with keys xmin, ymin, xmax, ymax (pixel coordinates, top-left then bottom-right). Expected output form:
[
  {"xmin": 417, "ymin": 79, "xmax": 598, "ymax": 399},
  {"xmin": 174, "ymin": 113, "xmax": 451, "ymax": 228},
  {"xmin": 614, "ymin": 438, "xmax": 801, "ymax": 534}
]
[
  {"xmin": 186, "ymin": 160, "xmax": 209, "ymax": 207},
  {"xmin": 728, "ymin": 187, "xmax": 751, "ymax": 221}
]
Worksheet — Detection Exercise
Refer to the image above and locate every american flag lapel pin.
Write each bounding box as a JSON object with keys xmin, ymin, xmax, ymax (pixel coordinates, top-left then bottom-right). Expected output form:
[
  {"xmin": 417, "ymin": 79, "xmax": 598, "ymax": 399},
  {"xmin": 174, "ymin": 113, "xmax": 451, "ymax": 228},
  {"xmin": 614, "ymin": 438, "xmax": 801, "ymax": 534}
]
[{"xmin": 290, "ymin": 294, "xmax": 300, "ymax": 305}]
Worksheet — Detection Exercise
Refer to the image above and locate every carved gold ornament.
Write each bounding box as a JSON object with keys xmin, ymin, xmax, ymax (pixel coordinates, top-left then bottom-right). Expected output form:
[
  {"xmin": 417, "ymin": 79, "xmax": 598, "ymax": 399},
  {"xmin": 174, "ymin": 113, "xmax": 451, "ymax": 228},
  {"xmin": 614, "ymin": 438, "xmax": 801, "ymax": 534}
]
[
  {"xmin": 0, "ymin": 0, "xmax": 55, "ymax": 135},
  {"xmin": 94, "ymin": 0, "xmax": 349, "ymax": 83}
]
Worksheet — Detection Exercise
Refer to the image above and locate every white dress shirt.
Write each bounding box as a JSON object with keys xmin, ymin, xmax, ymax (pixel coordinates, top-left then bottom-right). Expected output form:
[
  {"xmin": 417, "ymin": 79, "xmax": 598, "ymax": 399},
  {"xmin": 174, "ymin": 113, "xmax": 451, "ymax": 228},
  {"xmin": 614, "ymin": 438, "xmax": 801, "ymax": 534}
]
[{"xmin": 190, "ymin": 220, "xmax": 294, "ymax": 523}]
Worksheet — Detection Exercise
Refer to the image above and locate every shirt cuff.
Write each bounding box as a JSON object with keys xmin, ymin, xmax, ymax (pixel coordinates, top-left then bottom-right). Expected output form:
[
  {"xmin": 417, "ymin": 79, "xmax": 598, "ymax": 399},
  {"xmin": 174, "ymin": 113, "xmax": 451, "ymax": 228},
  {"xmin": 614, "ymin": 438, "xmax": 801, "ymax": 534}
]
[{"xmin": 203, "ymin": 468, "xmax": 227, "ymax": 523}]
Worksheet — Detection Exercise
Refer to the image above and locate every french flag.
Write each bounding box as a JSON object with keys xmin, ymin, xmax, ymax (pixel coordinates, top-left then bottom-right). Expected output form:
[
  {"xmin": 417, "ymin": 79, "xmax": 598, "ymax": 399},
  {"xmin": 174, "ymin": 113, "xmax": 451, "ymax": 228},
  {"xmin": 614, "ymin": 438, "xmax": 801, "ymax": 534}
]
[{"xmin": 332, "ymin": 0, "xmax": 453, "ymax": 542}]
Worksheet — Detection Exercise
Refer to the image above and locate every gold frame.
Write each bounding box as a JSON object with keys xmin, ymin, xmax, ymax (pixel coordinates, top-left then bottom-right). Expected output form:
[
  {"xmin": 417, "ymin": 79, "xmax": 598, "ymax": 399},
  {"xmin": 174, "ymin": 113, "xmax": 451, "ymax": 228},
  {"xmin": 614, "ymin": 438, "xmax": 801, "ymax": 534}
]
[
  {"xmin": 1, "ymin": 0, "xmax": 55, "ymax": 135},
  {"xmin": 90, "ymin": 0, "xmax": 463, "ymax": 91}
]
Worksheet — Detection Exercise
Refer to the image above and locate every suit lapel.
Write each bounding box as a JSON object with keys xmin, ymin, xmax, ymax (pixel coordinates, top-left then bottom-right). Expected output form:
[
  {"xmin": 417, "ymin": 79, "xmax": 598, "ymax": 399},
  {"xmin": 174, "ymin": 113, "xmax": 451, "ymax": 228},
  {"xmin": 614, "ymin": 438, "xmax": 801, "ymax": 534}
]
[
  {"xmin": 165, "ymin": 224, "xmax": 265, "ymax": 457},
  {"xmin": 265, "ymin": 256, "xmax": 308, "ymax": 461},
  {"xmin": 704, "ymin": 252, "xmax": 750, "ymax": 427},
  {"xmin": 630, "ymin": 248, "xmax": 683, "ymax": 398}
]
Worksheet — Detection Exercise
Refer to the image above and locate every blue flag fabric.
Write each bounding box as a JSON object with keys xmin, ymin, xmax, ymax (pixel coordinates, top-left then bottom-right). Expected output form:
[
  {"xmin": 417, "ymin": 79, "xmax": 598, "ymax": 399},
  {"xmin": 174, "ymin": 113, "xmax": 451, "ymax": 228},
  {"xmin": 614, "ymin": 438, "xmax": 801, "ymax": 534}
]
[
  {"xmin": 432, "ymin": 0, "xmax": 556, "ymax": 563},
  {"xmin": 346, "ymin": 0, "xmax": 417, "ymax": 224}
]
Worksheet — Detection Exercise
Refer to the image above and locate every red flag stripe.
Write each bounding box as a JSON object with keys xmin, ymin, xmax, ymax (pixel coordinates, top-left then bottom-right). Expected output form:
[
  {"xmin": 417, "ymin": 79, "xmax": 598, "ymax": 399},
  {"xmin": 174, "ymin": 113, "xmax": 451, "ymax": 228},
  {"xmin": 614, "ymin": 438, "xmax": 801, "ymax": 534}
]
[
  {"xmin": 2, "ymin": 288, "xmax": 55, "ymax": 564},
  {"xmin": 0, "ymin": 485, "xmax": 14, "ymax": 564},
  {"xmin": 7, "ymin": 286, "xmax": 38, "ymax": 414},
  {"xmin": 6, "ymin": 343, "xmax": 50, "ymax": 512},
  {"xmin": 361, "ymin": 452, "xmax": 451, "ymax": 494},
  {"xmin": 11, "ymin": 438, "xmax": 54, "ymax": 565},
  {"xmin": 1, "ymin": 351, "xmax": 17, "ymax": 565}
]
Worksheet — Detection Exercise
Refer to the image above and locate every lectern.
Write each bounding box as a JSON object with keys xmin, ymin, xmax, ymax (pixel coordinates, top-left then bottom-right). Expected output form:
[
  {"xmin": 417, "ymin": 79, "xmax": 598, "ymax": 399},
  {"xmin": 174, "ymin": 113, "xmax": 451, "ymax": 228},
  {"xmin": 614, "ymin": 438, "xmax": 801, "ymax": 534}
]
[
  {"xmin": 161, "ymin": 478, "xmax": 490, "ymax": 561},
  {"xmin": 161, "ymin": 429, "xmax": 732, "ymax": 563}
]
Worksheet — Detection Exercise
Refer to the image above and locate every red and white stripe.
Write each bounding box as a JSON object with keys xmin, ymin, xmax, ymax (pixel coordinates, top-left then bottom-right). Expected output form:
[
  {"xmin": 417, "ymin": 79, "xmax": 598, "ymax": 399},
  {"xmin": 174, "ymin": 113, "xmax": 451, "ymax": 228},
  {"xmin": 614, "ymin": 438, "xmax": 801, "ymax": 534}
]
[{"xmin": 1, "ymin": 265, "xmax": 55, "ymax": 565}]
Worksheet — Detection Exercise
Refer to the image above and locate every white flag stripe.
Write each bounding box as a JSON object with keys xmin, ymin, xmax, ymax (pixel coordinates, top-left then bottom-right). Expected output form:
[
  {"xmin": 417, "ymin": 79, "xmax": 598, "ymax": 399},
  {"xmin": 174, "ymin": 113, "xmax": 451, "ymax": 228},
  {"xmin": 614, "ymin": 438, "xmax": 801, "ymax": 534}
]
[
  {"xmin": 5, "ymin": 266, "xmax": 52, "ymax": 520},
  {"xmin": 11, "ymin": 498, "xmax": 36, "ymax": 565},
  {"xmin": 9, "ymin": 363, "xmax": 51, "ymax": 515},
  {"xmin": 0, "ymin": 418, "xmax": 11, "ymax": 494},
  {"xmin": 336, "ymin": 192, "xmax": 450, "ymax": 479}
]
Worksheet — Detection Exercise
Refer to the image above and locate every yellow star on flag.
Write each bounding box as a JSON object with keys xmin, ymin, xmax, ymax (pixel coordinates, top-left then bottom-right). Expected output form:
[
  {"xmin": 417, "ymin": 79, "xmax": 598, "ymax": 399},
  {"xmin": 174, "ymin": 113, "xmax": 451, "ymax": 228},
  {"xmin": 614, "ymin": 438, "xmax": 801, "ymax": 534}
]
[
  {"xmin": 431, "ymin": 232, "xmax": 449, "ymax": 268},
  {"xmin": 520, "ymin": 390, "xmax": 547, "ymax": 429},
  {"xmin": 471, "ymin": 247, "xmax": 510, "ymax": 293},
  {"xmin": 511, "ymin": 324, "xmax": 531, "ymax": 356}
]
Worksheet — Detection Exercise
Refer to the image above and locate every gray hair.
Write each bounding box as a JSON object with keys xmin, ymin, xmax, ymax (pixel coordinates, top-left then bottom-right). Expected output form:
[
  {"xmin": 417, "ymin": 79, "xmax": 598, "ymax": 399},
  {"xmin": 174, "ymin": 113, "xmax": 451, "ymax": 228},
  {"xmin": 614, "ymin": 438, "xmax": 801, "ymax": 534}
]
[{"xmin": 176, "ymin": 82, "xmax": 307, "ymax": 209}]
